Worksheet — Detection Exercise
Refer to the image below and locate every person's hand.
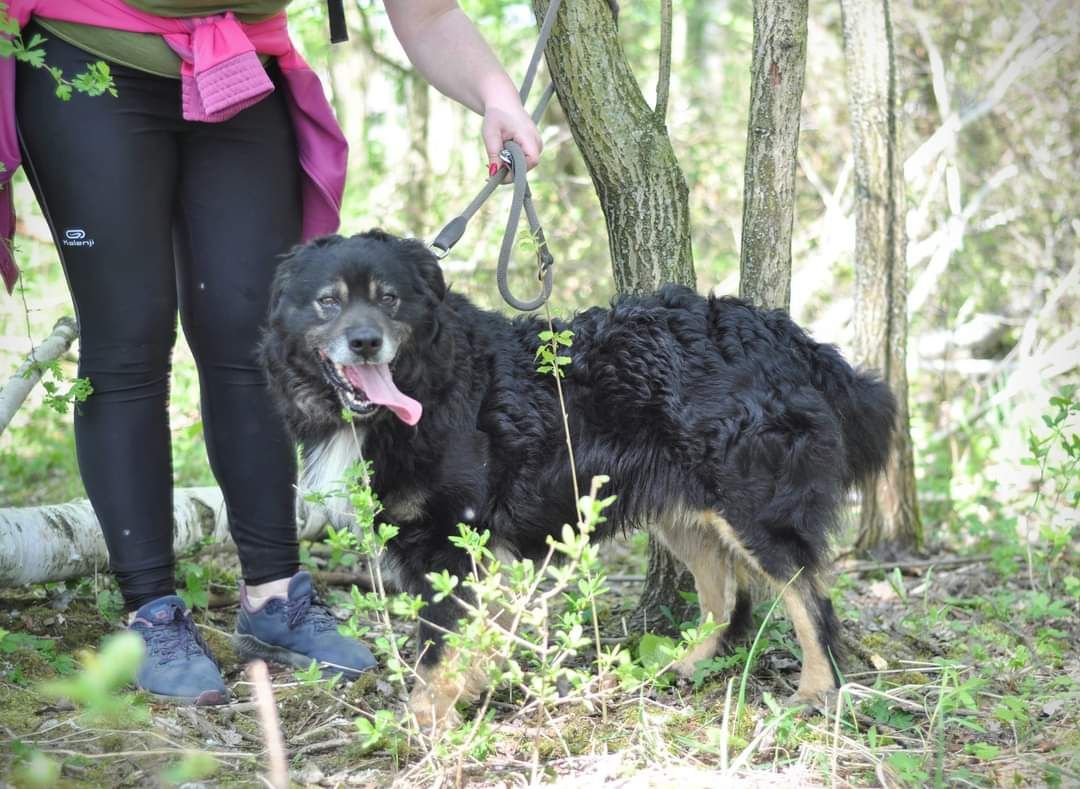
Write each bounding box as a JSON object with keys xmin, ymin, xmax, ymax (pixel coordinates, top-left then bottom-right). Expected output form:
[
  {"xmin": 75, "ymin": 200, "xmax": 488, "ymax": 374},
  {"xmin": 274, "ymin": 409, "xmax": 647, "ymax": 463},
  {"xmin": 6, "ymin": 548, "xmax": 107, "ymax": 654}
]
[
  {"xmin": 383, "ymin": 2, "xmax": 543, "ymax": 175},
  {"xmin": 481, "ymin": 101, "xmax": 542, "ymax": 176}
]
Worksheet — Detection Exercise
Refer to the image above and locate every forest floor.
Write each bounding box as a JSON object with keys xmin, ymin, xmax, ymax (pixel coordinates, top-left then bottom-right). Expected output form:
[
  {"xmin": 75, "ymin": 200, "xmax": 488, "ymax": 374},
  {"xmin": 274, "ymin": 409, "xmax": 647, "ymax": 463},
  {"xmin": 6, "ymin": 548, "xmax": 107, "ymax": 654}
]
[{"xmin": 1, "ymin": 536, "xmax": 1078, "ymax": 788}]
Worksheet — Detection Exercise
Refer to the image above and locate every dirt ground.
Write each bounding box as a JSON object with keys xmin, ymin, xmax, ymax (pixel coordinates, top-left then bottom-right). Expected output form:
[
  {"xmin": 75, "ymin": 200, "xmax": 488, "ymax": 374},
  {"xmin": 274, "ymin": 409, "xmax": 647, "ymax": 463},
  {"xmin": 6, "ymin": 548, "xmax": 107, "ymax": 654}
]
[{"xmin": 1, "ymin": 541, "xmax": 1078, "ymax": 788}]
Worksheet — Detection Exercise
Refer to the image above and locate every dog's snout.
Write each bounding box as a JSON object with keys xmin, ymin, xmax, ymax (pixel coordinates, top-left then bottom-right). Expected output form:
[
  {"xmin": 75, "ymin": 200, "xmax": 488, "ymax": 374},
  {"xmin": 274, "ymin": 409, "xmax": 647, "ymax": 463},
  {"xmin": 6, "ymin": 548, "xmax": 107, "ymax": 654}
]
[{"xmin": 347, "ymin": 326, "xmax": 383, "ymax": 358}]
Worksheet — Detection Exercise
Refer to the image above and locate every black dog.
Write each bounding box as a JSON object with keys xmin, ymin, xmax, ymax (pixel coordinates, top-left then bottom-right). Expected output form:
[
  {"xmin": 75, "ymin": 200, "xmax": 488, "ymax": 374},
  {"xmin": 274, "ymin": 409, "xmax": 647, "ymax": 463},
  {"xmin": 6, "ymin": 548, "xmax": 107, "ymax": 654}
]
[{"xmin": 261, "ymin": 230, "xmax": 896, "ymax": 722}]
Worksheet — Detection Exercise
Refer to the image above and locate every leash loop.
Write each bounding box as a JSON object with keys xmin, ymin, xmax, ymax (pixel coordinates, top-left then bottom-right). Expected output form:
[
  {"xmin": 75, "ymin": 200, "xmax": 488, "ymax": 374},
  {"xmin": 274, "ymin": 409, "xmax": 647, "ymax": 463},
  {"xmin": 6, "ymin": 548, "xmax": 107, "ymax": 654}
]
[
  {"xmin": 495, "ymin": 141, "xmax": 553, "ymax": 312},
  {"xmin": 428, "ymin": 0, "xmax": 563, "ymax": 312}
]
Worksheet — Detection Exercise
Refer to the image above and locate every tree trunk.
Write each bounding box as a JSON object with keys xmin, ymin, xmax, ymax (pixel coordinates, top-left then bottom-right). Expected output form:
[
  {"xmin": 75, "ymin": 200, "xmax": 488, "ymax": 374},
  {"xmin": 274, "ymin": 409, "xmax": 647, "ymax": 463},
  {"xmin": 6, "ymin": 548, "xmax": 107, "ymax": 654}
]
[
  {"xmin": 840, "ymin": 0, "xmax": 923, "ymax": 553},
  {"xmin": 533, "ymin": 0, "xmax": 696, "ymax": 632},
  {"xmin": 683, "ymin": 0, "xmax": 712, "ymax": 80},
  {"xmin": 738, "ymin": 0, "xmax": 808, "ymax": 312},
  {"xmin": 0, "ymin": 317, "xmax": 79, "ymax": 436},
  {"xmin": 533, "ymin": 0, "xmax": 695, "ymax": 294},
  {"xmin": 0, "ymin": 488, "xmax": 332, "ymax": 587},
  {"xmin": 404, "ymin": 69, "xmax": 431, "ymax": 229}
]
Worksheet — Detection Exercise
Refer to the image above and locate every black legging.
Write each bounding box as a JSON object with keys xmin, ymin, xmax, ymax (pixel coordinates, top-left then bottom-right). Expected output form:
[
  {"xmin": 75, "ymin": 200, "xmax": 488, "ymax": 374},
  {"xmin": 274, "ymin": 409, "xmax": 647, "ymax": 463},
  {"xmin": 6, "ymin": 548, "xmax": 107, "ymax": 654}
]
[{"xmin": 16, "ymin": 24, "xmax": 301, "ymax": 609}]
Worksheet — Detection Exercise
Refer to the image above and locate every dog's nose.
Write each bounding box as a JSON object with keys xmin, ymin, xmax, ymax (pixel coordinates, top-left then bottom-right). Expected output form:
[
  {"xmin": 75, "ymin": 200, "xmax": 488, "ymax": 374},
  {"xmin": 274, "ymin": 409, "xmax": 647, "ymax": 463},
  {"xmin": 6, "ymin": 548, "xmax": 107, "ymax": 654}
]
[{"xmin": 347, "ymin": 326, "xmax": 383, "ymax": 359}]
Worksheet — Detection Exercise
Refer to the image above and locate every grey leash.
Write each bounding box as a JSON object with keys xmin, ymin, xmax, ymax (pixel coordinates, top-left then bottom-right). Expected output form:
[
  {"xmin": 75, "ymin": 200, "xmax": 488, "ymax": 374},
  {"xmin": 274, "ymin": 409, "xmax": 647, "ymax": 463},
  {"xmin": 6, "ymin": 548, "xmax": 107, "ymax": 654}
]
[{"xmin": 429, "ymin": 0, "xmax": 562, "ymax": 312}]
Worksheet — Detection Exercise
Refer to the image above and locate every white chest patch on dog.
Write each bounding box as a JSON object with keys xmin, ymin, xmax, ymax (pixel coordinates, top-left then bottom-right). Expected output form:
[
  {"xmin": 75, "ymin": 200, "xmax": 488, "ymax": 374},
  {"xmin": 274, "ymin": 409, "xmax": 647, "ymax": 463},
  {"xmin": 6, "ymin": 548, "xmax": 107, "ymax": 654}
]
[{"xmin": 301, "ymin": 427, "xmax": 367, "ymax": 514}]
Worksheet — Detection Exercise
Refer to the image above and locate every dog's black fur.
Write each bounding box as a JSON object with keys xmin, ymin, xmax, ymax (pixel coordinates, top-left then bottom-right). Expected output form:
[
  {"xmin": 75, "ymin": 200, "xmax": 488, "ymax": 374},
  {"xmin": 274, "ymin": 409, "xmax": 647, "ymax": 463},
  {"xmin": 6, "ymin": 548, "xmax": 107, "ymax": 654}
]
[{"xmin": 261, "ymin": 230, "xmax": 896, "ymax": 713}]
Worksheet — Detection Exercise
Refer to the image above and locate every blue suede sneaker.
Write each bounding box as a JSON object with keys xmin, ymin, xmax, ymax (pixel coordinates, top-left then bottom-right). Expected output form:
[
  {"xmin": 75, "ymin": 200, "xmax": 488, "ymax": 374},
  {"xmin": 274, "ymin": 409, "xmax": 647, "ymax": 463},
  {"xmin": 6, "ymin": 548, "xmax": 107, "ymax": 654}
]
[
  {"xmin": 129, "ymin": 595, "xmax": 229, "ymax": 705},
  {"xmin": 232, "ymin": 572, "xmax": 376, "ymax": 678}
]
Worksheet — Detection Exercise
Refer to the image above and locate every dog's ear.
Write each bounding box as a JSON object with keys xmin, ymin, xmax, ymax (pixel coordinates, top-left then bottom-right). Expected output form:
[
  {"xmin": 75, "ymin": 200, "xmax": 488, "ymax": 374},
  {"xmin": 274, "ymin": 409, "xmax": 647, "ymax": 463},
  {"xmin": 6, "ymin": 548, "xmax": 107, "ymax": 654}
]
[
  {"xmin": 270, "ymin": 234, "xmax": 344, "ymax": 316},
  {"xmin": 269, "ymin": 251, "xmax": 297, "ymax": 317},
  {"xmin": 417, "ymin": 255, "xmax": 447, "ymax": 301},
  {"xmin": 399, "ymin": 238, "xmax": 447, "ymax": 301}
]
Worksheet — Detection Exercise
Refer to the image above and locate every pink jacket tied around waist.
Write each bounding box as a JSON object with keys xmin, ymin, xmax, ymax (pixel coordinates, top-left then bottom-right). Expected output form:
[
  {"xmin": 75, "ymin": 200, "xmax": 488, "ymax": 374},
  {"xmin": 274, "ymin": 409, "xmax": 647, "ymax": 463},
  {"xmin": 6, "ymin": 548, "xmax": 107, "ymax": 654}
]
[{"xmin": 0, "ymin": 0, "xmax": 348, "ymax": 293}]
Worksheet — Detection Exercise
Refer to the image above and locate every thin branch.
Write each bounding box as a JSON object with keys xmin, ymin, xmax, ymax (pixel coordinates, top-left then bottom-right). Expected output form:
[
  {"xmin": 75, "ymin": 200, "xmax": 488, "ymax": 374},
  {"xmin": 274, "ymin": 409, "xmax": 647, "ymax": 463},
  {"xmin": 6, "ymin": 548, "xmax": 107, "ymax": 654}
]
[
  {"xmin": 913, "ymin": 11, "xmax": 950, "ymax": 120},
  {"xmin": 249, "ymin": 660, "xmax": 289, "ymax": 789},
  {"xmin": 34, "ymin": 748, "xmax": 259, "ymax": 761},
  {"xmin": 0, "ymin": 316, "xmax": 78, "ymax": 435},
  {"xmin": 908, "ymin": 161, "xmax": 1019, "ymax": 315},
  {"xmin": 838, "ymin": 555, "xmax": 992, "ymax": 575},
  {"xmin": 904, "ymin": 6, "xmax": 1070, "ymax": 180},
  {"xmin": 352, "ymin": 0, "xmax": 410, "ymax": 75},
  {"xmin": 927, "ymin": 261, "xmax": 1080, "ymax": 444},
  {"xmin": 292, "ymin": 737, "xmax": 352, "ymax": 758},
  {"xmin": 314, "ymin": 569, "xmax": 375, "ymax": 589},
  {"xmin": 655, "ymin": 0, "xmax": 673, "ymax": 121}
]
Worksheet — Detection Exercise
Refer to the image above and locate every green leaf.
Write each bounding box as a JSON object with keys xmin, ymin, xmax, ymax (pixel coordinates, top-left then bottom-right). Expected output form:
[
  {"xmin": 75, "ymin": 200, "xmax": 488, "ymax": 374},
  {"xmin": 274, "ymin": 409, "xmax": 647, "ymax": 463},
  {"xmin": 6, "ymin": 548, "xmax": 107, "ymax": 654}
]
[
  {"xmin": 292, "ymin": 659, "xmax": 323, "ymax": 684},
  {"xmin": 161, "ymin": 752, "xmax": 219, "ymax": 785},
  {"xmin": 638, "ymin": 633, "xmax": 676, "ymax": 670},
  {"xmin": 11, "ymin": 751, "xmax": 60, "ymax": 789}
]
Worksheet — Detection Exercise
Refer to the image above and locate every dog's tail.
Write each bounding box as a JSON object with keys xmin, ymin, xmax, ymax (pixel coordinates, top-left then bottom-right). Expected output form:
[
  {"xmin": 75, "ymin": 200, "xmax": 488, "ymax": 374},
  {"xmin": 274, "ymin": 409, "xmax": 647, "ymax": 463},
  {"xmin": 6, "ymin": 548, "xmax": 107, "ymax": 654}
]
[{"xmin": 808, "ymin": 342, "xmax": 897, "ymax": 488}]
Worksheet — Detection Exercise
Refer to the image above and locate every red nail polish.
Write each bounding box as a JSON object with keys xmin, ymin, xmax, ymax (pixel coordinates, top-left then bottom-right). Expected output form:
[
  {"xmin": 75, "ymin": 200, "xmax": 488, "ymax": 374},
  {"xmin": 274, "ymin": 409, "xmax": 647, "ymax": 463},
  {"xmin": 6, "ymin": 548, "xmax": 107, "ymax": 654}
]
[{"xmin": 488, "ymin": 163, "xmax": 499, "ymax": 177}]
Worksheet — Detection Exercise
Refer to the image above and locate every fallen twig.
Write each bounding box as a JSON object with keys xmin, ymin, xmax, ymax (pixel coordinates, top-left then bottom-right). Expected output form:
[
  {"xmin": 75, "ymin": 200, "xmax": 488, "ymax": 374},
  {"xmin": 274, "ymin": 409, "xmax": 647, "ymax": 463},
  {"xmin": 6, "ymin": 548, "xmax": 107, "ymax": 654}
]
[
  {"xmin": 293, "ymin": 737, "xmax": 352, "ymax": 758},
  {"xmin": 34, "ymin": 748, "xmax": 259, "ymax": 760},
  {"xmin": 838, "ymin": 554, "xmax": 992, "ymax": 575},
  {"xmin": 249, "ymin": 660, "xmax": 290, "ymax": 789},
  {"xmin": 314, "ymin": 570, "xmax": 374, "ymax": 590}
]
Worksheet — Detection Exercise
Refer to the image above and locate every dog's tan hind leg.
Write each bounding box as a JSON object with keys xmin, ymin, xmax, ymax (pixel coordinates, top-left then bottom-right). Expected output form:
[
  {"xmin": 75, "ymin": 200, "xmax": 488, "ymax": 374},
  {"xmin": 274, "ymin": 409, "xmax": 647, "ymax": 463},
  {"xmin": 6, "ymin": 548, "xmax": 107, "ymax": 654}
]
[
  {"xmin": 781, "ymin": 581, "xmax": 838, "ymax": 704},
  {"xmin": 651, "ymin": 513, "xmax": 737, "ymax": 678}
]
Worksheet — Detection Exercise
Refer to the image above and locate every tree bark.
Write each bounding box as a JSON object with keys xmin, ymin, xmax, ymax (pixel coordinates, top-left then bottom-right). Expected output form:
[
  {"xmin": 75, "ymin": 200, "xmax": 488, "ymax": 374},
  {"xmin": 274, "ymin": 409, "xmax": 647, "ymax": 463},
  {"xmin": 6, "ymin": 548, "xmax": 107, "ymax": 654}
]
[
  {"xmin": 533, "ymin": 0, "xmax": 695, "ymax": 294},
  {"xmin": 840, "ymin": 0, "xmax": 923, "ymax": 553},
  {"xmin": 533, "ymin": 0, "xmax": 696, "ymax": 632},
  {"xmin": 0, "ymin": 488, "xmax": 332, "ymax": 587},
  {"xmin": 404, "ymin": 69, "xmax": 432, "ymax": 228},
  {"xmin": 738, "ymin": 0, "xmax": 808, "ymax": 311},
  {"xmin": 684, "ymin": 0, "xmax": 712, "ymax": 79}
]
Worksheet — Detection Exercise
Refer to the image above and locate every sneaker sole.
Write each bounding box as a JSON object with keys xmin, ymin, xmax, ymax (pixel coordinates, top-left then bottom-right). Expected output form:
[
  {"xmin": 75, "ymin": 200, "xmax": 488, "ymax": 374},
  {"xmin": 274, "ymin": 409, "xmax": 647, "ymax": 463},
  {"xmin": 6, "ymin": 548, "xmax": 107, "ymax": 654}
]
[
  {"xmin": 142, "ymin": 688, "xmax": 230, "ymax": 706},
  {"xmin": 231, "ymin": 633, "xmax": 371, "ymax": 679}
]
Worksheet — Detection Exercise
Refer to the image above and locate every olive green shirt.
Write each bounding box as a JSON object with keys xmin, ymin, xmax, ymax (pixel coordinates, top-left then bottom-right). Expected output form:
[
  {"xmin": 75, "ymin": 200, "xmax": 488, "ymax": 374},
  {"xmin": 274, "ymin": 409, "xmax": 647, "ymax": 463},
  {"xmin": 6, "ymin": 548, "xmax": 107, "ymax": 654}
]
[{"xmin": 35, "ymin": 1, "xmax": 289, "ymax": 79}]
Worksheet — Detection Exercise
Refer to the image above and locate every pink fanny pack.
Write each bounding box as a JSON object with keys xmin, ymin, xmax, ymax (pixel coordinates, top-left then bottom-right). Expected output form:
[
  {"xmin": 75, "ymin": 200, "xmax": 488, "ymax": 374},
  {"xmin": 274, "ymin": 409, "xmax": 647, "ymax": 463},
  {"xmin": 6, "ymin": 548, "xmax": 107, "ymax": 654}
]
[{"xmin": 0, "ymin": 0, "xmax": 348, "ymax": 292}]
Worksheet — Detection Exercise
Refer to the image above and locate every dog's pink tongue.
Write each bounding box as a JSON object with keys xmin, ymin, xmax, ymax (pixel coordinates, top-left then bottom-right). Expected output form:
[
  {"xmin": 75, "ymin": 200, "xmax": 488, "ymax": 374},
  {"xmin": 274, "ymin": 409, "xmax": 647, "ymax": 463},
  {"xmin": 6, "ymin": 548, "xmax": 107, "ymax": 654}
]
[{"xmin": 343, "ymin": 364, "xmax": 422, "ymax": 425}]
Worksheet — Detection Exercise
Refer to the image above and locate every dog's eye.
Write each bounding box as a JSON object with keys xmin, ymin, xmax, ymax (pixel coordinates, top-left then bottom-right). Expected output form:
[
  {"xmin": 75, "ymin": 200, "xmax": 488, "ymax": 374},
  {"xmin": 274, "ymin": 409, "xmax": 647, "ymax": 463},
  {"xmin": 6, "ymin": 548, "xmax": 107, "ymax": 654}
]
[
  {"xmin": 316, "ymin": 296, "xmax": 339, "ymax": 309},
  {"xmin": 379, "ymin": 293, "xmax": 398, "ymax": 307}
]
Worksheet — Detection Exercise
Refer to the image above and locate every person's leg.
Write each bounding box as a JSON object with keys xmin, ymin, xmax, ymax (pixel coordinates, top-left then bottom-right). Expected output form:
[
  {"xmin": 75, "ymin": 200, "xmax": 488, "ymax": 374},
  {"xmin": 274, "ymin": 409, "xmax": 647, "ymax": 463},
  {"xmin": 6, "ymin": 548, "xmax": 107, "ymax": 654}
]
[
  {"xmin": 16, "ymin": 26, "xmax": 181, "ymax": 611},
  {"xmin": 174, "ymin": 62, "xmax": 301, "ymax": 588},
  {"xmin": 176, "ymin": 69, "xmax": 374, "ymax": 677}
]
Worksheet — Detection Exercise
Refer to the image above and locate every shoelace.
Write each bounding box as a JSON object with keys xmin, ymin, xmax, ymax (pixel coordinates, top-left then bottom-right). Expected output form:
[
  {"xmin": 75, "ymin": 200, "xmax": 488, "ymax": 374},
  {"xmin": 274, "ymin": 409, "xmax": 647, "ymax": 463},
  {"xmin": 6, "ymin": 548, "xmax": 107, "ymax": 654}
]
[
  {"xmin": 285, "ymin": 591, "xmax": 340, "ymax": 632},
  {"xmin": 136, "ymin": 606, "xmax": 218, "ymax": 666}
]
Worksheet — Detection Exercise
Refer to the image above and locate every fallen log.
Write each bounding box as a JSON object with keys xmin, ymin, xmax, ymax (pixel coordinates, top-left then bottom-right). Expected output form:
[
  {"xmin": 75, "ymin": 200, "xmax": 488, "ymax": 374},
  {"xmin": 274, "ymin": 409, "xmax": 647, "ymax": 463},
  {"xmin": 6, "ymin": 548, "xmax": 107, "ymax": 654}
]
[
  {"xmin": 0, "ymin": 316, "xmax": 79, "ymax": 435},
  {"xmin": 0, "ymin": 487, "xmax": 334, "ymax": 587}
]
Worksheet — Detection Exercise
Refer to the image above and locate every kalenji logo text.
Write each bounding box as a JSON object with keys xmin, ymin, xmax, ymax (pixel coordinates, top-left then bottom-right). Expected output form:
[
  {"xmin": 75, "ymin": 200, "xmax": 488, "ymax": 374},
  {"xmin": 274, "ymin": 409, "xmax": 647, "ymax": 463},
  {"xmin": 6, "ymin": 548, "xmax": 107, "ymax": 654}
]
[{"xmin": 62, "ymin": 228, "xmax": 95, "ymax": 248}]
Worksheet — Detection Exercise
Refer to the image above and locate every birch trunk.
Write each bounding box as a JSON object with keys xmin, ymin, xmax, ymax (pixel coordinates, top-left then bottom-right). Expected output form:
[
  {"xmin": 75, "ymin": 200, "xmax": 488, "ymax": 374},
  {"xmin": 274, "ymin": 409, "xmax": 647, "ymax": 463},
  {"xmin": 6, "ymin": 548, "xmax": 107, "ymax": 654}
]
[
  {"xmin": 0, "ymin": 488, "xmax": 331, "ymax": 587},
  {"xmin": 738, "ymin": 0, "xmax": 808, "ymax": 311},
  {"xmin": 840, "ymin": 0, "xmax": 923, "ymax": 552},
  {"xmin": 532, "ymin": 0, "xmax": 697, "ymax": 631},
  {"xmin": 0, "ymin": 317, "xmax": 79, "ymax": 435}
]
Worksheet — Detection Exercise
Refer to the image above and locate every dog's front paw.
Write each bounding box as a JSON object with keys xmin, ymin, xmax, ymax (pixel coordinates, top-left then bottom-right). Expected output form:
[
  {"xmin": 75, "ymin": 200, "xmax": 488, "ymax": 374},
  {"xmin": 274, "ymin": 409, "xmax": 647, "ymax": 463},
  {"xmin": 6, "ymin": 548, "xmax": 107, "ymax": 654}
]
[
  {"xmin": 409, "ymin": 680, "xmax": 463, "ymax": 731},
  {"xmin": 786, "ymin": 685, "xmax": 838, "ymax": 714},
  {"xmin": 671, "ymin": 656, "xmax": 702, "ymax": 681},
  {"xmin": 671, "ymin": 637, "xmax": 721, "ymax": 681}
]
